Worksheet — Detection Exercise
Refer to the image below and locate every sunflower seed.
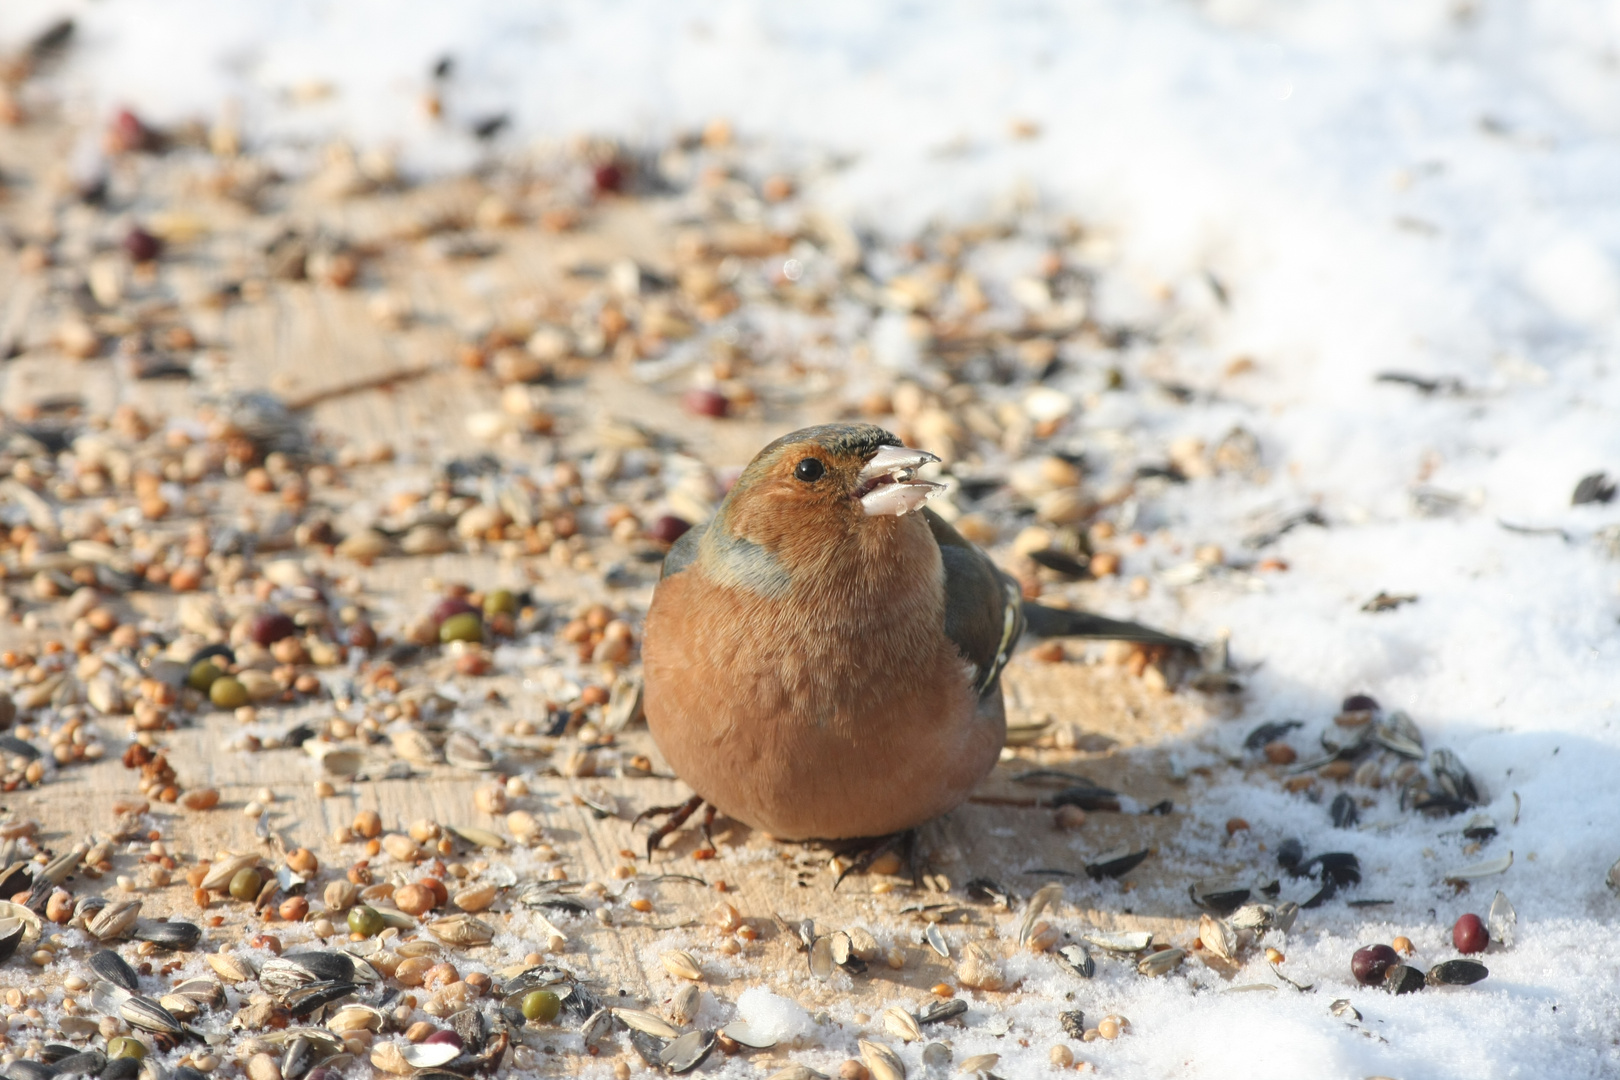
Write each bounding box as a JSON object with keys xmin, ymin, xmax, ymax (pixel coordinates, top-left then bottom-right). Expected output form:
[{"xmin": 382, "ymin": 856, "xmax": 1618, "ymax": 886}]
[
  {"xmin": 1083, "ymin": 930, "xmax": 1152, "ymax": 953},
  {"xmin": 0, "ymin": 919, "xmax": 24, "ymax": 964},
  {"xmin": 1085, "ymin": 848, "xmax": 1150, "ymax": 881},
  {"xmin": 960, "ymin": 1053, "xmax": 1000, "ymax": 1075},
  {"xmin": 89, "ymin": 949, "xmax": 140, "ymax": 991},
  {"xmin": 613, "ymin": 1008, "xmax": 681, "ymax": 1039},
  {"xmin": 1189, "ymin": 881, "xmax": 1251, "ymax": 915},
  {"xmin": 1488, "ymin": 890, "xmax": 1517, "ymax": 947},
  {"xmin": 1058, "ymin": 943, "xmax": 1094, "ymax": 978},
  {"xmin": 121, "ymin": 994, "xmax": 184, "ymax": 1035},
  {"xmin": 720, "ymin": 1020, "xmax": 777, "ymax": 1049},
  {"xmin": 924, "ymin": 924, "xmax": 949, "ymax": 959},
  {"xmin": 1443, "ymin": 852, "xmax": 1512, "ymax": 883},
  {"xmin": 1427, "ymin": 959, "xmax": 1488, "ymax": 986},
  {"xmin": 284, "ymin": 980, "xmax": 359, "ymax": 1016},
  {"xmin": 446, "ymin": 824, "xmax": 507, "ymax": 850},
  {"xmin": 660, "ymin": 1029, "xmax": 717, "ymax": 1073},
  {"xmin": 400, "ymin": 1043, "xmax": 460, "ymax": 1069},
  {"xmin": 170, "ymin": 978, "xmax": 226, "ymax": 1010},
  {"xmin": 1137, "ymin": 947, "xmax": 1186, "ymax": 977},
  {"xmin": 51, "ymin": 1051, "xmax": 106, "ymax": 1078},
  {"xmin": 131, "ymin": 919, "xmax": 201, "ymax": 950},
  {"xmin": 916, "ymin": 999, "xmax": 967, "ymax": 1026},
  {"xmin": 262, "ymin": 951, "xmax": 355, "ymax": 991},
  {"xmin": 1384, "ymin": 964, "xmax": 1427, "ymax": 994}
]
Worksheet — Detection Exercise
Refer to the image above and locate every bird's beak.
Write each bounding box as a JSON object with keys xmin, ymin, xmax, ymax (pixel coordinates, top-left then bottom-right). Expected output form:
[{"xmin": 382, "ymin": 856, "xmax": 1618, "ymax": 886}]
[{"xmin": 856, "ymin": 445, "xmax": 944, "ymax": 517}]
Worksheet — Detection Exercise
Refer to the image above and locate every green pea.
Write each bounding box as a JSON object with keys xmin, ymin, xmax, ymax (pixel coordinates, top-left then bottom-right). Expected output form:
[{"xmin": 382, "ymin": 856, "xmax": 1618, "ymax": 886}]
[
  {"xmin": 107, "ymin": 1037, "xmax": 147, "ymax": 1061},
  {"xmin": 348, "ymin": 904, "xmax": 384, "ymax": 938},
  {"xmin": 228, "ymin": 868, "xmax": 263, "ymax": 902},
  {"xmin": 520, "ymin": 989, "xmax": 560, "ymax": 1023},
  {"xmin": 483, "ymin": 589, "xmax": 517, "ymax": 617},
  {"xmin": 438, "ymin": 612, "xmax": 483, "ymax": 644},
  {"xmin": 187, "ymin": 660, "xmax": 223, "ymax": 692},
  {"xmin": 209, "ymin": 675, "xmax": 249, "ymax": 709}
]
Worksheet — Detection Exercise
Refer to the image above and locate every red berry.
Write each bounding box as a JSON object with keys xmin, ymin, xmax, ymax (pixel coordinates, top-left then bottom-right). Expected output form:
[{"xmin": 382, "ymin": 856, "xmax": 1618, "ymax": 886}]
[
  {"xmin": 106, "ymin": 108, "xmax": 149, "ymax": 154},
  {"xmin": 430, "ymin": 596, "xmax": 478, "ymax": 627},
  {"xmin": 1452, "ymin": 913, "xmax": 1488, "ymax": 954},
  {"xmin": 124, "ymin": 227, "xmax": 162, "ymax": 263},
  {"xmin": 649, "ymin": 515, "xmax": 691, "ymax": 545},
  {"xmin": 682, "ymin": 388, "xmax": 729, "ymax": 418},
  {"xmin": 248, "ymin": 612, "xmax": 297, "ymax": 646},
  {"xmin": 592, "ymin": 162, "xmax": 624, "ymax": 195},
  {"xmin": 1351, "ymin": 943, "xmax": 1398, "ymax": 985}
]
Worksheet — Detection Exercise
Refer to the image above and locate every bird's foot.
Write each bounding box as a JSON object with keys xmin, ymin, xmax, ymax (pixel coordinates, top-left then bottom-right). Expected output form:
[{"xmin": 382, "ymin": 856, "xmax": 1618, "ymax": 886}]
[
  {"xmin": 830, "ymin": 828, "xmax": 925, "ymax": 891},
  {"xmin": 633, "ymin": 794, "xmax": 715, "ymax": 860}
]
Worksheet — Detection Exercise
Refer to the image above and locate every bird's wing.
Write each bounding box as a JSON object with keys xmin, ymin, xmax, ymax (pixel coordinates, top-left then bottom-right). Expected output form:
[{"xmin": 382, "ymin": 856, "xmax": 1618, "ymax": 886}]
[
  {"xmin": 1021, "ymin": 602, "xmax": 1197, "ymax": 650},
  {"xmin": 923, "ymin": 509, "xmax": 1025, "ymax": 697},
  {"xmin": 659, "ymin": 520, "xmax": 708, "ymax": 580}
]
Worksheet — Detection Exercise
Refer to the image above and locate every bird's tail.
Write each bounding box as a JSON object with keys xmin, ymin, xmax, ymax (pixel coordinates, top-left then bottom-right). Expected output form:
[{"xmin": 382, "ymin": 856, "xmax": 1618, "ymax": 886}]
[{"xmin": 1021, "ymin": 602, "xmax": 1197, "ymax": 650}]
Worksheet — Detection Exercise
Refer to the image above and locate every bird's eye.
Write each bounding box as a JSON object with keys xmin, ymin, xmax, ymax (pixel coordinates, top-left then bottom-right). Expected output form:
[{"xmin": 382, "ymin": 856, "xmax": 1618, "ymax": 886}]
[{"xmin": 794, "ymin": 458, "xmax": 825, "ymax": 482}]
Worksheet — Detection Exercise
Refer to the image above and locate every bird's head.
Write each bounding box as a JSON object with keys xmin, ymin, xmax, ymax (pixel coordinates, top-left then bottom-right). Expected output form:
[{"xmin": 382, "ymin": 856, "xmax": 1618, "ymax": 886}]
[{"xmin": 703, "ymin": 423, "xmax": 944, "ymax": 588}]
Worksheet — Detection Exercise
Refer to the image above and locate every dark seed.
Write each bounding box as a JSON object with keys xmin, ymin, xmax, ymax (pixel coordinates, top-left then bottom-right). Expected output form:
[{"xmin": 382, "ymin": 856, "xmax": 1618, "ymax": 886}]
[
  {"xmin": 39, "ymin": 1046, "xmax": 79, "ymax": 1065},
  {"xmin": 1427, "ymin": 959, "xmax": 1488, "ymax": 986},
  {"xmin": 430, "ymin": 597, "xmax": 478, "ymax": 627},
  {"xmin": 1059, "ymin": 1010, "xmax": 1086, "ymax": 1040},
  {"xmin": 1384, "ymin": 964, "xmax": 1427, "ymax": 995},
  {"xmin": 916, "ymin": 999, "xmax": 967, "ymax": 1025},
  {"xmin": 1351, "ymin": 944, "xmax": 1399, "ymax": 986},
  {"xmin": 1310, "ymin": 852, "xmax": 1362, "ymax": 886},
  {"xmin": 249, "ymin": 612, "xmax": 297, "ymax": 646},
  {"xmin": 123, "ymin": 227, "xmax": 161, "ymax": 263},
  {"xmin": 1341, "ymin": 694, "xmax": 1380, "ymax": 713},
  {"xmin": 172, "ymin": 1068, "xmax": 207, "ymax": 1080},
  {"xmin": 1085, "ymin": 848, "xmax": 1150, "ymax": 881},
  {"xmin": 1276, "ymin": 838, "xmax": 1305, "ymax": 873},
  {"xmin": 649, "ymin": 515, "xmax": 692, "ymax": 545},
  {"xmin": 1189, "ymin": 882, "xmax": 1251, "ymax": 915},
  {"xmin": 53, "ymin": 1051, "xmax": 107, "ymax": 1078},
  {"xmin": 5, "ymin": 1060, "xmax": 56, "ymax": 1080},
  {"xmin": 1452, "ymin": 913, "xmax": 1489, "ymax": 954},
  {"xmin": 89, "ymin": 949, "xmax": 140, "ymax": 991},
  {"xmin": 284, "ymin": 981, "xmax": 359, "ymax": 1016},
  {"xmin": 682, "ymin": 389, "xmax": 729, "ymax": 419},
  {"xmin": 132, "ymin": 919, "xmax": 201, "ymax": 950},
  {"xmin": 1244, "ymin": 720, "xmax": 1303, "ymax": 750},
  {"xmin": 102, "ymin": 1061, "xmax": 139, "ymax": 1080},
  {"xmin": 280, "ymin": 951, "xmax": 356, "ymax": 983},
  {"xmin": 1330, "ymin": 793, "xmax": 1359, "ymax": 829},
  {"xmin": 592, "ymin": 162, "xmax": 625, "ymax": 195}
]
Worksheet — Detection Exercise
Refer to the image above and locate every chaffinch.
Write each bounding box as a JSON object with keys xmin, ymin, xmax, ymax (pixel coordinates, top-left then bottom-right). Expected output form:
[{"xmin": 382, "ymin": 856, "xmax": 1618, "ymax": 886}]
[{"xmin": 641, "ymin": 422, "xmax": 1190, "ymax": 844}]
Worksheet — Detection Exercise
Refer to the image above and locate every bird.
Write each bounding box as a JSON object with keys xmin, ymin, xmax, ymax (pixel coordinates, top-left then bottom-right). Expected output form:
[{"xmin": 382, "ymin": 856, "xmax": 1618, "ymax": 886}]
[{"xmin": 639, "ymin": 422, "xmax": 1192, "ymax": 852}]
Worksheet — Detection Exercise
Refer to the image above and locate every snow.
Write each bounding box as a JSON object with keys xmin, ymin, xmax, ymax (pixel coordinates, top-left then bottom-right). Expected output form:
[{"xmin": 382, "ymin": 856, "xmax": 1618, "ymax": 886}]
[{"xmin": 5, "ymin": 0, "xmax": 1620, "ymax": 1076}]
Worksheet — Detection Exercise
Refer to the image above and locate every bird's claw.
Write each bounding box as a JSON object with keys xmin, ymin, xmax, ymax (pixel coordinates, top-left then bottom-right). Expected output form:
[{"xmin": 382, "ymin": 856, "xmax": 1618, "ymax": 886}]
[{"xmin": 634, "ymin": 794, "xmax": 714, "ymax": 860}]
